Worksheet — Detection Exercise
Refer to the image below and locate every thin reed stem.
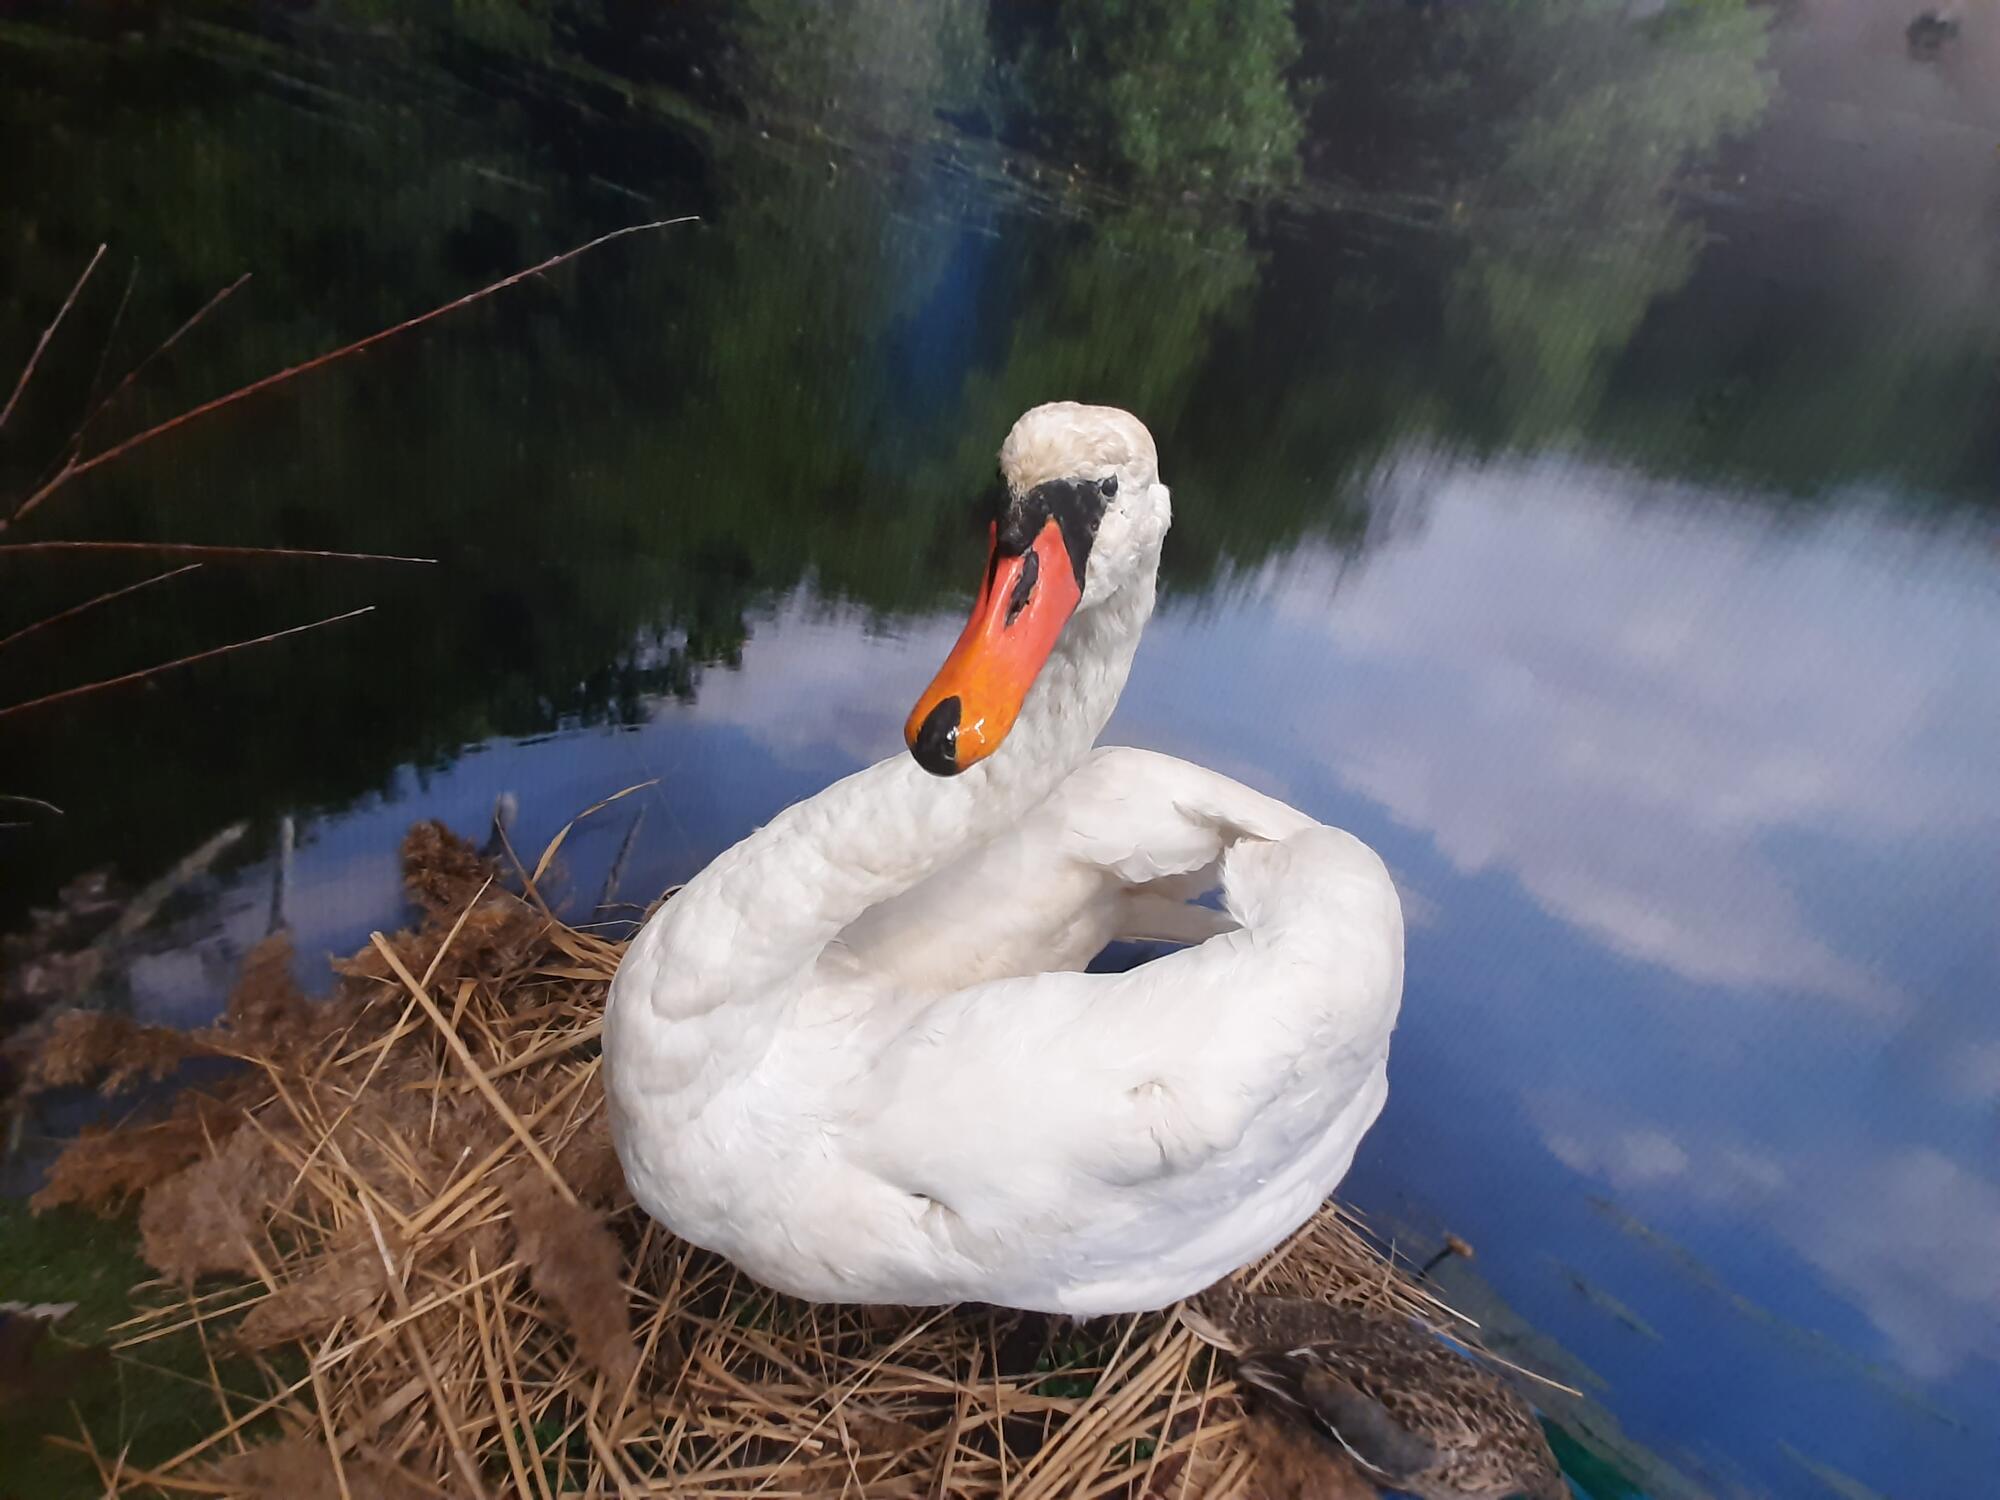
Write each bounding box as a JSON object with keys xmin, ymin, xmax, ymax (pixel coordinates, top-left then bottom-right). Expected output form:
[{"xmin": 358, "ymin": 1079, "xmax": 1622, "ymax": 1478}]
[
  {"xmin": 5, "ymin": 218, "xmax": 695, "ymax": 528},
  {"xmin": 0, "ymin": 605, "xmax": 374, "ymax": 721},
  {"xmin": 1, "ymin": 244, "xmax": 105, "ymax": 434},
  {"xmin": 0, "ymin": 563, "xmax": 201, "ymax": 653}
]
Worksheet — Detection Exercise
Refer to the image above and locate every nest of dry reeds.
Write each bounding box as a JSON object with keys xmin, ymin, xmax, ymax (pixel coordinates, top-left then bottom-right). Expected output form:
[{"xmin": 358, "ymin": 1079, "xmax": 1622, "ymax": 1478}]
[{"xmin": 23, "ymin": 821, "xmax": 1451, "ymax": 1498}]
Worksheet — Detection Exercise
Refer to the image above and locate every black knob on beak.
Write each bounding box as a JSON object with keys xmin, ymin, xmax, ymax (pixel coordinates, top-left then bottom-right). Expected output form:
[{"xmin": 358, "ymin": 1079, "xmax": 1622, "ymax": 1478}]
[{"xmin": 911, "ymin": 696, "xmax": 962, "ymax": 777}]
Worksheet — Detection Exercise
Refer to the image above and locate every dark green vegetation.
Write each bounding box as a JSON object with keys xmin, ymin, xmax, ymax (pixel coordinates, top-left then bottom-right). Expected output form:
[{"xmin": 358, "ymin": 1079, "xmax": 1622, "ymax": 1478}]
[
  {"xmin": 0, "ymin": 1200, "xmax": 291, "ymax": 1497},
  {"xmin": 2, "ymin": 0, "xmax": 1993, "ymax": 925}
]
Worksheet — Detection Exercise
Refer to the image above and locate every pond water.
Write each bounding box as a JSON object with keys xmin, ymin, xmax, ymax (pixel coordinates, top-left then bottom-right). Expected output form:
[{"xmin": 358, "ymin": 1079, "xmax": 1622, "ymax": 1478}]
[{"xmin": 3, "ymin": 3, "xmax": 1998, "ymax": 1495}]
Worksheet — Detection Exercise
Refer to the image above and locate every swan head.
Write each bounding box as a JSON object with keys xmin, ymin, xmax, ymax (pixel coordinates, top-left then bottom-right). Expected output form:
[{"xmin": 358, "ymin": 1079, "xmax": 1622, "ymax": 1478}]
[{"xmin": 906, "ymin": 402, "xmax": 1170, "ymax": 776}]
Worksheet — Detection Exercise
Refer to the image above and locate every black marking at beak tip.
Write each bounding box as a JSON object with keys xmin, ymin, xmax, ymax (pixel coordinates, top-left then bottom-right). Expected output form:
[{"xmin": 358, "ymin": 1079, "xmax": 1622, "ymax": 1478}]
[{"xmin": 912, "ymin": 696, "xmax": 962, "ymax": 776}]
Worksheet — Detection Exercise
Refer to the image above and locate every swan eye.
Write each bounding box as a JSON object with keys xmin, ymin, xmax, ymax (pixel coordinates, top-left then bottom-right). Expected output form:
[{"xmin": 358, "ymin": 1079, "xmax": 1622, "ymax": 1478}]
[{"xmin": 1098, "ymin": 475, "xmax": 1118, "ymax": 499}]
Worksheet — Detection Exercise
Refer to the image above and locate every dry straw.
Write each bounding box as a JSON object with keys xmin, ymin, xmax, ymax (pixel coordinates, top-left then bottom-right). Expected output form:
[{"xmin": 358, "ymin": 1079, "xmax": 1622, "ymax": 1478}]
[{"xmin": 30, "ymin": 819, "xmax": 1464, "ymax": 1498}]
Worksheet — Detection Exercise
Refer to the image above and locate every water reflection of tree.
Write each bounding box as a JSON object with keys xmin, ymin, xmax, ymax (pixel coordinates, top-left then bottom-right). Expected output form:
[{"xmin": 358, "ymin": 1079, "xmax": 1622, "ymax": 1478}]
[
  {"xmin": 0, "ymin": 13, "xmax": 708, "ymax": 913},
  {"xmin": 0, "ymin": 3, "xmax": 1219, "ymax": 912},
  {"xmin": 3, "ymin": 0, "xmax": 1994, "ymax": 923},
  {"xmin": 732, "ymin": 0, "xmax": 998, "ymax": 143},
  {"xmin": 1300, "ymin": 0, "xmax": 1774, "ymax": 436},
  {"xmin": 1001, "ymin": 0, "xmax": 1304, "ymax": 196},
  {"xmin": 1458, "ymin": 0, "xmax": 1771, "ymax": 432}
]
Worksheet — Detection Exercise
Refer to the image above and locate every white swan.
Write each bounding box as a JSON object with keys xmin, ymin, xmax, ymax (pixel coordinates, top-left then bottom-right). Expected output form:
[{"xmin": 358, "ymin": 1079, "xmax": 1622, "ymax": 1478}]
[{"xmin": 604, "ymin": 403, "xmax": 1403, "ymax": 1314}]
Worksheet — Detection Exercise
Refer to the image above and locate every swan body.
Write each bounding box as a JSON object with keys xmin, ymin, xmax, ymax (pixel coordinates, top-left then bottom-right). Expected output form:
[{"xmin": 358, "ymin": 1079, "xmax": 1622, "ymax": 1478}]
[{"xmin": 604, "ymin": 404, "xmax": 1404, "ymax": 1313}]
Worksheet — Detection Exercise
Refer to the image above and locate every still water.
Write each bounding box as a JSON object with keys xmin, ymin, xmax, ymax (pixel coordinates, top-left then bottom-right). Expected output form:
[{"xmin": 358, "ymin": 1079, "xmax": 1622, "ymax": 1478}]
[{"xmin": 3, "ymin": 3, "xmax": 1997, "ymax": 1495}]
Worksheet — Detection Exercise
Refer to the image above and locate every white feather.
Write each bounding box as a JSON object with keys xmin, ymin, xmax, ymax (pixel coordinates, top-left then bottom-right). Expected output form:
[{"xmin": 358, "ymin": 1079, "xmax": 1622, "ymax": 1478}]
[{"xmin": 603, "ymin": 405, "xmax": 1404, "ymax": 1312}]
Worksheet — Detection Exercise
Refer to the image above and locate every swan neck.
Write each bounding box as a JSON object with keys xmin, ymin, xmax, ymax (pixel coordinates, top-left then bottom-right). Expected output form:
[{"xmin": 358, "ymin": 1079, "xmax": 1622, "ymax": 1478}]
[
  {"xmin": 616, "ymin": 572, "xmax": 1154, "ymax": 1028},
  {"xmin": 973, "ymin": 578, "xmax": 1150, "ymax": 814},
  {"xmin": 603, "ymin": 570, "xmax": 1156, "ymax": 1157}
]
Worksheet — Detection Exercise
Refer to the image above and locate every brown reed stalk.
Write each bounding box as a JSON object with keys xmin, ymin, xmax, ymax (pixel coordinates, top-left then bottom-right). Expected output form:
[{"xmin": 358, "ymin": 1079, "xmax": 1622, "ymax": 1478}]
[{"xmin": 27, "ymin": 816, "xmax": 1484, "ymax": 1499}]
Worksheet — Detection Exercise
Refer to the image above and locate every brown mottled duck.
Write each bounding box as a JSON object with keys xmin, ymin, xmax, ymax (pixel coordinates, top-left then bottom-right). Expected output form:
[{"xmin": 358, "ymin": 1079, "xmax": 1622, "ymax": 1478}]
[{"xmin": 1182, "ymin": 1283, "xmax": 1568, "ymax": 1500}]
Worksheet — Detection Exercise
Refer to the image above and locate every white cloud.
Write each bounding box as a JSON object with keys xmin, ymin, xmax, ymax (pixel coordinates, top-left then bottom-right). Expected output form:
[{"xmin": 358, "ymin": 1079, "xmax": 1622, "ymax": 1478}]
[
  {"xmin": 1942, "ymin": 1041, "xmax": 2000, "ymax": 1104},
  {"xmin": 1236, "ymin": 450, "xmax": 2000, "ymax": 1013},
  {"xmin": 683, "ymin": 590, "xmax": 953, "ymax": 769},
  {"xmin": 1534, "ymin": 1095, "xmax": 2000, "ymax": 1379},
  {"xmin": 1785, "ymin": 1147, "xmax": 2000, "ymax": 1381},
  {"xmin": 675, "ymin": 452, "xmax": 1999, "ymax": 1026},
  {"xmin": 1544, "ymin": 1126, "xmax": 1692, "ymax": 1189}
]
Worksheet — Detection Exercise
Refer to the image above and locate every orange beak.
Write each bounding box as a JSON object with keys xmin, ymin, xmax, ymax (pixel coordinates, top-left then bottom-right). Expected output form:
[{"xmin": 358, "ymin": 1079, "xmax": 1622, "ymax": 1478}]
[{"xmin": 906, "ymin": 518, "xmax": 1083, "ymax": 776}]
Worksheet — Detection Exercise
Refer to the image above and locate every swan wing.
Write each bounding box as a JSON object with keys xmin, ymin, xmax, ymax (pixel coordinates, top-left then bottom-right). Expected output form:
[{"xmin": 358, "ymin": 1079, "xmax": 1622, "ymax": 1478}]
[
  {"xmin": 836, "ymin": 748, "xmax": 1321, "ymax": 990},
  {"xmin": 845, "ymin": 820, "xmax": 1404, "ymax": 1310},
  {"xmin": 1051, "ymin": 746, "xmax": 1320, "ymax": 886}
]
